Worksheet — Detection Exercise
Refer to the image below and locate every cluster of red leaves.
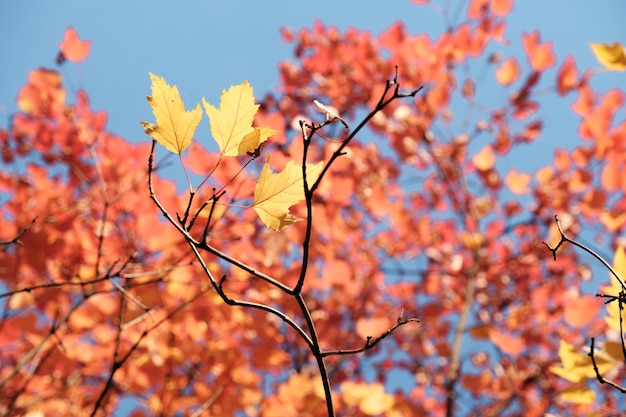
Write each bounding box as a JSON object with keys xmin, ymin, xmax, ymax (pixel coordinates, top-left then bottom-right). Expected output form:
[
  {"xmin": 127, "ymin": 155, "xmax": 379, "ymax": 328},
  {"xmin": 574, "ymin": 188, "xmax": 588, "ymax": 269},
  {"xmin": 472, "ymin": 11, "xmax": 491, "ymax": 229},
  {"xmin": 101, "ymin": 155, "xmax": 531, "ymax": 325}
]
[
  {"xmin": 1, "ymin": 1, "xmax": 625, "ymax": 416},
  {"xmin": 0, "ymin": 68, "xmax": 296, "ymax": 415},
  {"xmin": 251, "ymin": 0, "xmax": 625, "ymax": 415}
]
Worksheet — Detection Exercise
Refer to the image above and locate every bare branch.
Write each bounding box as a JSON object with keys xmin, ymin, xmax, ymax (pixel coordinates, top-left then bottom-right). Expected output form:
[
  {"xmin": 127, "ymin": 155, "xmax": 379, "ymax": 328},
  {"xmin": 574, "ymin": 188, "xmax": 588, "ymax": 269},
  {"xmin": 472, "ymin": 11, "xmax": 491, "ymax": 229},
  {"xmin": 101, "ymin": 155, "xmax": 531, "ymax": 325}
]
[
  {"xmin": 321, "ymin": 316, "xmax": 420, "ymax": 357},
  {"xmin": 0, "ymin": 217, "xmax": 37, "ymax": 246},
  {"xmin": 588, "ymin": 337, "xmax": 626, "ymax": 394}
]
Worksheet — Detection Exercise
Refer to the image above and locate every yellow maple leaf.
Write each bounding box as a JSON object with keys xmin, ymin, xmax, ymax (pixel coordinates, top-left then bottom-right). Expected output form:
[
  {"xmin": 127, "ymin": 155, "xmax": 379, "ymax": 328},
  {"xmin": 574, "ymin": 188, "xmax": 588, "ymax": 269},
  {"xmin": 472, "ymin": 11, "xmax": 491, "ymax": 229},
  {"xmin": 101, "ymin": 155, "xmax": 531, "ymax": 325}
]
[
  {"xmin": 140, "ymin": 73, "xmax": 202, "ymax": 154},
  {"xmin": 239, "ymin": 127, "xmax": 279, "ymax": 155},
  {"xmin": 252, "ymin": 154, "xmax": 323, "ymax": 231},
  {"xmin": 203, "ymin": 81, "xmax": 275, "ymax": 156},
  {"xmin": 549, "ymin": 340, "xmax": 613, "ymax": 383},
  {"xmin": 590, "ymin": 42, "xmax": 626, "ymax": 71},
  {"xmin": 559, "ymin": 385, "xmax": 596, "ymax": 405}
]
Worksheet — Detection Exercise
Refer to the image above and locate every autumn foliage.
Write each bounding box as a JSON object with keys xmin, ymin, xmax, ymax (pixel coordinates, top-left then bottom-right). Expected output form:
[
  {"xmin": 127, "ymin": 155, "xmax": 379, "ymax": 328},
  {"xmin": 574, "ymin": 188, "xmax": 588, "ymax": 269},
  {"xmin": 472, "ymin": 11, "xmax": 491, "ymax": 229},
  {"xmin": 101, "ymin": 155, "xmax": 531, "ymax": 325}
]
[{"xmin": 1, "ymin": 1, "xmax": 626, "ymax": 416}]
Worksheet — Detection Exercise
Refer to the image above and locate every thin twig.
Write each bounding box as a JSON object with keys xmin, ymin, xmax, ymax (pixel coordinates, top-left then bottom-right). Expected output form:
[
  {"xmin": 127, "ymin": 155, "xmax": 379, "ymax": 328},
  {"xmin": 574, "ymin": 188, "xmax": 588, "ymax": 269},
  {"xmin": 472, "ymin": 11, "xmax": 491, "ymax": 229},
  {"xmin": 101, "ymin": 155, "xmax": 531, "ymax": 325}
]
[
  {"xmin": 322, "ymin": 316, "xmax": 420, "ymax": 357},
  {"xmin": 542, "ymin": 215, "xmax": 626, "ymax": 291},
  {"xmin": 588, "ymin": 337, "xmax": 626, "ymax": 394},
  {"xmin": 0, "ymin": 217, "xmax": 37, "ymax": 246}
]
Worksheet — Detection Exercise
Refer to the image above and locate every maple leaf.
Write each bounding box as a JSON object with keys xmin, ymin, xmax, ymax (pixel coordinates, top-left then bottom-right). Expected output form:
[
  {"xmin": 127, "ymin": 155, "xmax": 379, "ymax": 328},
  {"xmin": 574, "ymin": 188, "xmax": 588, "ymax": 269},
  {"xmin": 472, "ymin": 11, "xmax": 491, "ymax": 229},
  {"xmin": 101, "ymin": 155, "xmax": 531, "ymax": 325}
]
[
  {"xmin": 59, "ymin": 26, "xmax": 91, "ymax": 63},
  {"xmin": 590, "ymin": 42, "xmax": 626, "ymax": 71},
  {"xmin": 203, "ymin": 81, "xmax": 277, "ymax": 156},
  {"xmin": 140, "ymin": 73, "xmax": 202, "ymax": 154},
  {"xmin": 252, "ymin": 154, "xmax": 323, "ymax": 231}
]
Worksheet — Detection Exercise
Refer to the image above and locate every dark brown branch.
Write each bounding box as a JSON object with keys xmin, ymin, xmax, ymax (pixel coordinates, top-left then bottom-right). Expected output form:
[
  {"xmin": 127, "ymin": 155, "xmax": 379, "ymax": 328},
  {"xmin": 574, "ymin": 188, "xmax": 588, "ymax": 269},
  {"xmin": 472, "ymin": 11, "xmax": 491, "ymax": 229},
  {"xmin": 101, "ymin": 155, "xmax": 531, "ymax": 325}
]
[{"xmin": 588, "ymin": 337, "xmax": 626, "ymax": 394}]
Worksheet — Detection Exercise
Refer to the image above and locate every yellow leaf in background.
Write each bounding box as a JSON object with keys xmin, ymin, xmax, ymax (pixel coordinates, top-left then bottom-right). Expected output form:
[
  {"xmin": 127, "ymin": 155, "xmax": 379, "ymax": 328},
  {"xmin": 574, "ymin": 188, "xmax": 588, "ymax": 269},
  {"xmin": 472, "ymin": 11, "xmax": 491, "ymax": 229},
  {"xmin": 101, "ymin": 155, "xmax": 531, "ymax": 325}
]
[
  {"xmin": 549, "ymin": 340, "xmax": 612, "ymax": 383},
  {"xmin": 252, "ymin": 154, "xmax": 323, "ymax": 231},
  {"xmin": 600, "ymin": 341, "xmax": 625, "ymax": 363},
  {"xmin": 602, "ymin": 246, "xmax": 626, "ymax": 331},
  {"xmin": 559, "ymin": 385, "xmax": 596, "ymax": 404},
  {"xmin": 140, "ymin": 73, "xmax": 202, "ymax": 154},
  {"xmin": 239, "ymin": 127, "xmax": 279, "ymax": 155},
  {"xmin": 590, "ymin": 42, "xmax": 626, "ymax": 71},
  {"xmin": 203, "ymin": 81, "xmax": 271, "ymax": 156},
  {"xmin": 341, "ymin": 381, "xmax": 394, "ymax": 416}
]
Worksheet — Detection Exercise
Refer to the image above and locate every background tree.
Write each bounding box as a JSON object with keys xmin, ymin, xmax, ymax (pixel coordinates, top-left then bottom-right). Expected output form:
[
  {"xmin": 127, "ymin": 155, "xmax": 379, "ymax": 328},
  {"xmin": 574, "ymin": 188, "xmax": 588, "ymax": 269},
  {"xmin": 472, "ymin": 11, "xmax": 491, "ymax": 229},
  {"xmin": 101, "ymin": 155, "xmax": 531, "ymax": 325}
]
[{"xmin": 1, "ymin": 1, "xmax": 625, "ymax": 416}]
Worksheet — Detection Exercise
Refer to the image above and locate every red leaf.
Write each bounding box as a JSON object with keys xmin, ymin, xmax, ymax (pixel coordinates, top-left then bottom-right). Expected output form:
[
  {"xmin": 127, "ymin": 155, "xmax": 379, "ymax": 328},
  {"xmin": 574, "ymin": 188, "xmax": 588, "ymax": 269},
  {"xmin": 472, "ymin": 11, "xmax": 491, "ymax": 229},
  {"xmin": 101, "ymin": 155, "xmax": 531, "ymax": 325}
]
[
  {"xmin": 556, "ymin": 55, "xmax": 580, "ymax": 95},
  {"xmin": 489, "ymin": 329, "xmax": 524, "ymax": 356},
  {"xmin": 564, "ymin": 295, "xmax": 602, "ymax": 327},
  {"xmin": 59, "ymin": 26, "xmax": 91, "ymax": 63},
  {"xmin": 522, "ymin": 31, "xmax": 555, "ymax": 72},
  {"xmin": 490, "ymin": 0, "xmax": 513, "ymax": 16}
]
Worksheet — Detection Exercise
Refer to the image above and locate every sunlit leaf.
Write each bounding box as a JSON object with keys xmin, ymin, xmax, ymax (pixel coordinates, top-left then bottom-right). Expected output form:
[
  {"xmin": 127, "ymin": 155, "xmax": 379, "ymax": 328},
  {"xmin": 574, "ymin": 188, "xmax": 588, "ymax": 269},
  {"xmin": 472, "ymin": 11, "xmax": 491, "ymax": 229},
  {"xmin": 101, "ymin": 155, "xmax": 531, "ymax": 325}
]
[
  {"xmin": 504, "ymin": 169, "xmax": 531, "ymax": 194},
  {"xmin": 341, "ymin": 382, "xmax": 394, "ymax": 416},
  {"xmin": 472, "ymin": 144, "xmax": 496, "ymax": 171},
  {"xmin": 239, "ymin": 127, "xmax": 279, "ymax": 155},
  {"xmin": 590, "ymin": 42, "xmax": 626, "ymax": 71},
  {"xmin": 356, "ymin": 316, "xmax": 393, "ymax": 340},
  {"xmin": 495, "ymin": 57, "xmax": 520, "ymax": 86},
  {"xmin": 140, "ymin": 73, "xmax": 202, "ymax": 154},
  {"xmin": 203, "ymin": 81, "xmax": 274, "ymax": 156},
  {"xmin": 252, "ymin": 154, "xmax": 323, "ymax": 231}
]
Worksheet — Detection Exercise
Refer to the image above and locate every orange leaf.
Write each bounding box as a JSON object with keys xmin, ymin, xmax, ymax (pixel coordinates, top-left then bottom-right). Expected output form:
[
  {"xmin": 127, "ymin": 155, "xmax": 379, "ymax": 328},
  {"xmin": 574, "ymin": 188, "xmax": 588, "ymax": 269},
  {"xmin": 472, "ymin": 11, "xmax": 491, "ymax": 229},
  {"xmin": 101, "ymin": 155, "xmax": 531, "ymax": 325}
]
[
  {"xmin": 601, "ymin": 159, "xmax": 620, "ymax": 191},
  {"xmin": 581, "ymin": 188, "xmax": 606, "ymax": 215},
  {"xmin": 341, "ymin": 382, "xmax": 394, "ymax": 415},
  {"xmin": 564, "ymin": 295, "xmax": 602, "ymax": 327},
  {"xmin": 553, "ymin": 148, "xmax": 570, "ymax": 171},
  {"xmin": 489, "ymin": 329, "xmax": 524, "ymax": 356},
  {"xmin": 461, "ymin": 372, "xmax": 492, "ymax": 396},
  {"xmin": 495, "ymin": 57, "xmax": 520, "ymax": 86},
  {"xmin": 522, "ymin": 31, "xmax": 555, "ymax": 72},
  {"xmin": 504, "ymin": 169, "xmax": 531, "ymax": 194},
  {"xmin": 556, "ymin": 55, "xmax": 580, "ymax": 95},
  {"xmin": 535, "ymin": 166, "xmax": 554, "ymax": 184},
  {"xmin": 600, "ymin": 210, "xmax": 626, "ymax": 232},
  {"xmin": 467, "ymin": 0, "xmax": 488, "ymax": 19},
  {"xmin": 59, "ymin": 26, "xmax": 91, "ymax": 63},
  {"xmin": 490, "ymin": 0, "xmax": 513, "ymax": 16},
  {"xmin": 472, "ymin": 144, "xmax": 496, "ymax": 171},
  {"xmin": 356, "ymin": 316, "xmax": 393, "ymax": 340},
  {"xmin": 16, "ymin": 69, "xmax": 66, "ymax": 117}
]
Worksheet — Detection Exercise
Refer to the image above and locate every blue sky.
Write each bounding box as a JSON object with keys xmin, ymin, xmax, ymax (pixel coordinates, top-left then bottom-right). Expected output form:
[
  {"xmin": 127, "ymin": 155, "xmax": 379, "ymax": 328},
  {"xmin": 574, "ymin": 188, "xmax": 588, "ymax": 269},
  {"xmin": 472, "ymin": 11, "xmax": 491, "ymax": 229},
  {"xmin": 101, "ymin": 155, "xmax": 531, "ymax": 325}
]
[{"xmin": 1, "ymin": 1, "xmax": 624, "ymax": 144}]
